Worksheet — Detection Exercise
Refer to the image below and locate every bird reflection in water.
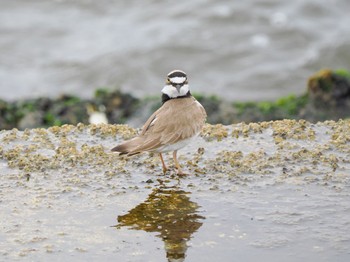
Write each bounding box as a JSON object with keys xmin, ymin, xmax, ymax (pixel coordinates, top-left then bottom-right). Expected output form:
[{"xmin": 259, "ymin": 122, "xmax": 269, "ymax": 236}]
[{"xmin": 114, "ymin": 181, "xmax": 205, "ymax": 261}]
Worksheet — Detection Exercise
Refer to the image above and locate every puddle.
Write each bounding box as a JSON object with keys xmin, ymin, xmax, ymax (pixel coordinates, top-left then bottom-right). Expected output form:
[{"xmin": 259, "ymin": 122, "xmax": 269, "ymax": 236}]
[
  {"xmin": 114, "ymin": 181, "xmax": 204, "ymax": 262},
  {"xmin": 0, "ymin": 120, "xmax": 350, "ymax": 261}
]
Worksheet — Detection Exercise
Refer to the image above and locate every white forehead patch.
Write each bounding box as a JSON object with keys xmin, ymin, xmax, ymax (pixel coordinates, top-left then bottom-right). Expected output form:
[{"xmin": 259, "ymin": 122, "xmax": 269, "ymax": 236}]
[{"xmin": 169, "ymin": 76, "xmax": 186, "ymax": 84}]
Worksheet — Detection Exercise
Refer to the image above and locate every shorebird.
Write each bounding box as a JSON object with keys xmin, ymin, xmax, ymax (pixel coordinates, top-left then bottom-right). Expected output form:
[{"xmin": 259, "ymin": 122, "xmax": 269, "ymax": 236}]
[{"xmin": 111, "ymin": 70, "xmax": 207, "ymax": 174}]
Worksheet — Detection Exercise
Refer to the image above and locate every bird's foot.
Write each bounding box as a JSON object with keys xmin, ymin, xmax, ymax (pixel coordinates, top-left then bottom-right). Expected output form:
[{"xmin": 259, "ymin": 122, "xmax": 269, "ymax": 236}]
[
  {"xmin": 176, "ymin": 168, "xmax": 188, "ymax": 177},
  {"xmin": 162, "ymin": 166, "xmax": 168, "ymax": 175}
]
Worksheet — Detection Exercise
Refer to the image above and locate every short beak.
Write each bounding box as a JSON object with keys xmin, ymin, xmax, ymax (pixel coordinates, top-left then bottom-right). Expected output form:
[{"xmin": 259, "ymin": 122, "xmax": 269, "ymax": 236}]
[{"xmin": 175, "ymin": 84, "xmax": 182, "ymax": 93}]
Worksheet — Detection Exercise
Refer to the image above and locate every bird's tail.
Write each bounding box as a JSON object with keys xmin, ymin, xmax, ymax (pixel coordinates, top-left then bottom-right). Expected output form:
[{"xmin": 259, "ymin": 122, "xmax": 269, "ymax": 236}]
[{"xmin": 111, "ymin": 137, "xmax": 143, "ymax": 156}]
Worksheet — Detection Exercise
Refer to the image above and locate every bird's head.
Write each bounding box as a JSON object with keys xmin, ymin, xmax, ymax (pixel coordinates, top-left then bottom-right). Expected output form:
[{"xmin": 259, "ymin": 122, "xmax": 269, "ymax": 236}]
[{"xmin": 161, "ymin": 70, "xmax": 190, "ymax": 98}]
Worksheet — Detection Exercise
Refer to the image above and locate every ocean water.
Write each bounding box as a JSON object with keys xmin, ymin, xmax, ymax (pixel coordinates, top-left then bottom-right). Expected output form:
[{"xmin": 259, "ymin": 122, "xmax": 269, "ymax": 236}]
[{"xmin": 1, "ymin": 0, "xmax": 350, "ymax": 101}]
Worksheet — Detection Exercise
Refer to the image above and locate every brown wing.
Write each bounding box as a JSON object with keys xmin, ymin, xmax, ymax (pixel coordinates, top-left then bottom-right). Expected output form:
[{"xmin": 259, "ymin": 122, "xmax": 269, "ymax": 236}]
[
  {"xmin": 112, "ymin": 96, "xmax": 206, "ymax": 155},
  {"xmin": 111, "ymin": 105, "xmax": 164, "ymax": 154},
  {"xmin": 128, "ymin": 96, "xmax": 206, "ymax": 154}
]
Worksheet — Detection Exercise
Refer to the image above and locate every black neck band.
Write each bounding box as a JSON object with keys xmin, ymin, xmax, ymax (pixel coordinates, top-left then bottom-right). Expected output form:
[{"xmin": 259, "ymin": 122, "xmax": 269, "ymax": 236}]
[{"xmin": 162, "ymin": 91, "xmax": 191, "ymax": 104}]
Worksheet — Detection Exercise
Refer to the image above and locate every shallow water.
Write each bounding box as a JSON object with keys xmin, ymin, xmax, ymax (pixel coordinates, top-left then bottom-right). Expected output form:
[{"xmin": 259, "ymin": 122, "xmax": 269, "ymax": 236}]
[
  {"xmin": 1, "ymin": 0, "xmax": 350, "ymax": 101},
  {"xmin": 1, "ymin": 121, "xmax": 350, "ymax": 261},
  {"xmin": 1, "ymin": 171, "xmax": 350, "ymax": 261}
]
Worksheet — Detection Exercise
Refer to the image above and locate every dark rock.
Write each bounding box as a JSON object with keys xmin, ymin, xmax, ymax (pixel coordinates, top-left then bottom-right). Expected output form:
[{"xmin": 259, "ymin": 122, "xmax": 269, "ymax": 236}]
[
  {"xmin": 308, "ymin": 69, "xmax": 350, "ymax": 107},
  {"xmin": 306, "ymin": 69, "xmax": 350, "ymax": 120},
  {"xmin": 18, "ymin": 111, "xmax": 45, "ymax": 130},
  {"xmin": 1, "ymin": 69, "xmax": 350, "ymax": 130},
  {"xmin": 95, "ymin": 89, "xmax": 139, "ymax": 124}
]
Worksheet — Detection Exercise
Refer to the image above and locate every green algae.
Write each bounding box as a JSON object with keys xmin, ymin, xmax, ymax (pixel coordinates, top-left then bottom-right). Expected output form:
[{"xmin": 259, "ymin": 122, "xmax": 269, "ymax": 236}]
[
  {"xmin": 234, "ymin": 94, "xmax": 309, "ymax": 119},
  {"xmin": 1, "ymin": 69, "xmax": 350, "ymax": 130}
]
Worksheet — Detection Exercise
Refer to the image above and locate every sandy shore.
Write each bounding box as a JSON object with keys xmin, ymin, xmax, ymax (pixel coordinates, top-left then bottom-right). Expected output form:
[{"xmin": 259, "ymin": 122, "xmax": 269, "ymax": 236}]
[
  {"xmin": 1, "ymin": 119, "xmax": 349, "ymax": 179},
  {"xmin": 1, "ymin": 119, "xmax": 349, "ymax": 261}
]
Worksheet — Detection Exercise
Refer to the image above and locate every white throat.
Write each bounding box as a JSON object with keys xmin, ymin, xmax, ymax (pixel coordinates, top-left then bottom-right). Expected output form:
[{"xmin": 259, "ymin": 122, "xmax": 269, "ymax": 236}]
[{"xmin": 161, "ymin": 84, "xmax": 189, "ymax": 98}]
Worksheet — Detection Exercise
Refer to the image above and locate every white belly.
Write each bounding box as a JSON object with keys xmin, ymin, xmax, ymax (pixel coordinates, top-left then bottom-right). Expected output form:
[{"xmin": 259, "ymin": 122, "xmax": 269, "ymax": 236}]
[{"xmin": 153, "ymin": 135, "xmax": 197, "ymax": 153}]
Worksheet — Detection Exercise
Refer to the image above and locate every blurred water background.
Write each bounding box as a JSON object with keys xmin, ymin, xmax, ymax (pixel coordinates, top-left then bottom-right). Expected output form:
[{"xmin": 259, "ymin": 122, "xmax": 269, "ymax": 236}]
[{"xmin": 1, "ymin": 0, "xmax": 350, "ymax": 101}]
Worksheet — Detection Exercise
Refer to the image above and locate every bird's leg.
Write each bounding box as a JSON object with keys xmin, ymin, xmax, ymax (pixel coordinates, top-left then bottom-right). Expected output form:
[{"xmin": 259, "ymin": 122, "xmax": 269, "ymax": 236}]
[
  {"xmin": 159, "ymin": 153, "xmax": 168, "ymax": 174},
  {"xmin": 173, "ymin": 150, "xmax": 184, "ymax": 175}
]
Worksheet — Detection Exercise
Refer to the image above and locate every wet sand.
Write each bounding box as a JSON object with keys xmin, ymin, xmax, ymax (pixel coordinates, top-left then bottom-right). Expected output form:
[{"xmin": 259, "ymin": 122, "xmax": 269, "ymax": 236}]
[{"xmin": 1, "ymin": 120, "xmax": 349, "ymax": 261}]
